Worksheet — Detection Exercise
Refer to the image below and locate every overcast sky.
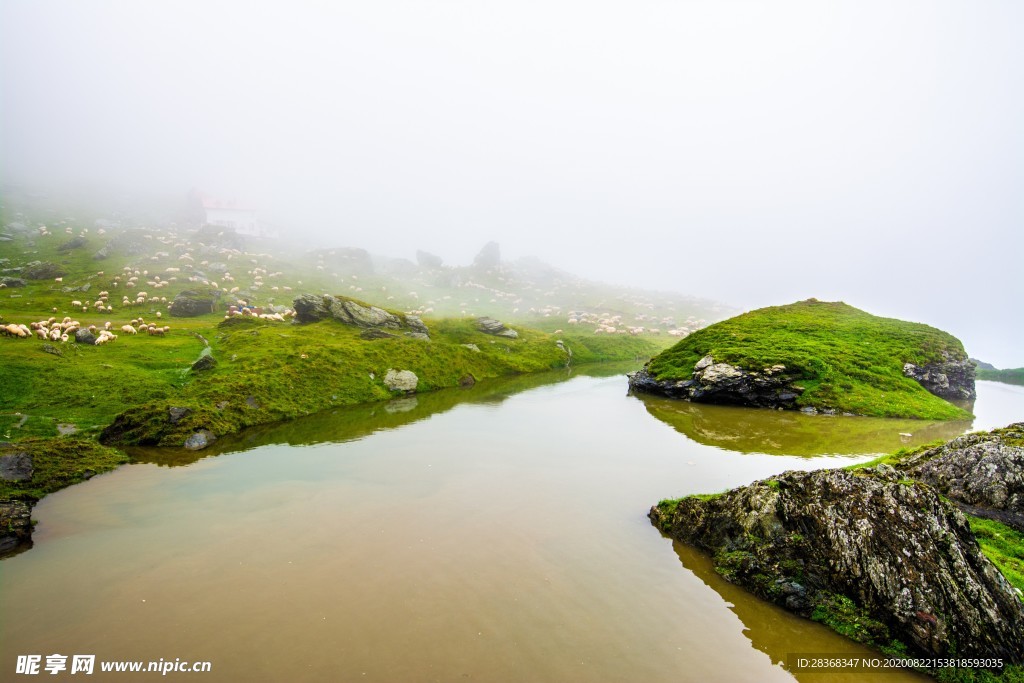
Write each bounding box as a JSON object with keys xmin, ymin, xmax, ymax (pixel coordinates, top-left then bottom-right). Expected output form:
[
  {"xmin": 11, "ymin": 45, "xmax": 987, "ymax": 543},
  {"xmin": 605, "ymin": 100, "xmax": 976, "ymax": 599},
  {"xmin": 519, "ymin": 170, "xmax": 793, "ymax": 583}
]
[{"xmin": 2, "ymin": 1, "xmax": 1021, "ymax": 366}]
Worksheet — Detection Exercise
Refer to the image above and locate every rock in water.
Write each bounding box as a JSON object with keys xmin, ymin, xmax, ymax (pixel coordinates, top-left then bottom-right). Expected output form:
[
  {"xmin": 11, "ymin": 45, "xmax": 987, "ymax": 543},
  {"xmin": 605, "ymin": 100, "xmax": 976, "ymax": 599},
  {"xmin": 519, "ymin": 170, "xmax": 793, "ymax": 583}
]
[
  {"xmin": 650, "ymin": 466, "xmax": 1024, "ymax": 661},
  {"xmin": 183, "ymin": 430, "xmax": 216, "ymax": 451}
]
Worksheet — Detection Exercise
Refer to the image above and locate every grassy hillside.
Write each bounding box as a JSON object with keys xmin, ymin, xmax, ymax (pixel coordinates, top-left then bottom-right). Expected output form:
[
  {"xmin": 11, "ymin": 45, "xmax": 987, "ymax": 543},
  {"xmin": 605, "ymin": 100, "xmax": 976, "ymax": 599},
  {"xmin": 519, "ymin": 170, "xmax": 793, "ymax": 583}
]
[
  {"xmin": 646, "ymin": 299, "xmax": 971, "ymax": 420},
  {"xmin": 977, "ymin": 368, "xmax": 1024, "ymax": 386}
]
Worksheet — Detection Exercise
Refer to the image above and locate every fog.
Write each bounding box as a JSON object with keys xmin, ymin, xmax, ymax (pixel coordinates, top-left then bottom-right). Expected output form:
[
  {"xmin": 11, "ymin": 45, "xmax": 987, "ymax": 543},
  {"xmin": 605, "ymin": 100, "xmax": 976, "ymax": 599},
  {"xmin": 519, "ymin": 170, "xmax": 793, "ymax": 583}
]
[{"xmin": 2, "ymin": 1, "xmax": 1021, "ymax": 367}]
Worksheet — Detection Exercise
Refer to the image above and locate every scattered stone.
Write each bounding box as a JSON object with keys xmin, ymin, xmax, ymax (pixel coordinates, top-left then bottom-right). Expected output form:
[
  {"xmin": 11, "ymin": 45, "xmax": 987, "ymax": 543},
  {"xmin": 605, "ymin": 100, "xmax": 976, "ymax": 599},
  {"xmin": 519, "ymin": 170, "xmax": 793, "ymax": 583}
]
[
  {"xmin": 183, "ymin": 430, "xmax": 216, "ymax": 451},
  {"xmin": 74, "ymin": 329, "xmax": 97, "ymax": 345},
  {"xmin": 41, "ymin": 344, "xmax": 62, "ymax": 357},
  {"xmin": 475, "ymin": 317, "xmax": 519, "ymax": 339},
  {"xmin": 168, "ymin": 407, "xmax": 192, "ymax": 424},
  {"xmin": 404, "ymin": 332, "xmax": 430, "ymax": 341},
  {"xmin": 0, "ymin": 451, "xmax": 33, "ymax": 481},
  {"xmin": 384, "ymin": 369, "xmax": 418, "ymax": 393},
  {"xmin": 651, "ymin": 466, "xmax": 1024, "ymax": 661},
  {"xmin": 0, "ymin": 277, "xmax": 26, "ymax": 288},
  {"xmin": 57, "ymin": 235, "xmax": 87, "ymax": 251},
  {"xmin": 93, "ymin": 245, "xmax": 110, "ymax": 260},
  {"xmin": 462, "ymin": 343, "xmax": 481, "ymax": 353},
  {"xmin": 191, "ymin": 355, "xmax": 217, "ymax": 372}
]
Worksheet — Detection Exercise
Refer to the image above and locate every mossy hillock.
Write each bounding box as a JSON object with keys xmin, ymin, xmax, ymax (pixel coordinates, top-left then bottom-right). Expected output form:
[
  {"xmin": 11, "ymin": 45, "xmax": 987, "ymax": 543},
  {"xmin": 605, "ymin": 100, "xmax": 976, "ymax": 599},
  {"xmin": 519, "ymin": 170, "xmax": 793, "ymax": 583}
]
[{"xmin": 630, "ymin": 299, "xmax": 974, "ymax": 420}]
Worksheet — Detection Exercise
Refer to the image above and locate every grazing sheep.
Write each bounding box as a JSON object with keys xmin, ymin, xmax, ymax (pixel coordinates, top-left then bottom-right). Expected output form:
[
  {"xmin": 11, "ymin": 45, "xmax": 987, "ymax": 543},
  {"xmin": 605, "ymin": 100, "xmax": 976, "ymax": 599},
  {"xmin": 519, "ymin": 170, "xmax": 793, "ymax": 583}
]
[{"xmin": 121, "ymin": 325, "xmax": 137, "ymax": 334}]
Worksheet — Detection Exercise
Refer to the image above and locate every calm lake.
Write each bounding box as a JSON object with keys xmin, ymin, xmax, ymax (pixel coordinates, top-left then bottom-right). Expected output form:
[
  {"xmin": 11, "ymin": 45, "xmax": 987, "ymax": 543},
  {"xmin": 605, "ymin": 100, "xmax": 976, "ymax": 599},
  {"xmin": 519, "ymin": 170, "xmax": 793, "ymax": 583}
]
[{"xmin": 2, "ymin": 370, "xmax": 1022, "ymax": 682}]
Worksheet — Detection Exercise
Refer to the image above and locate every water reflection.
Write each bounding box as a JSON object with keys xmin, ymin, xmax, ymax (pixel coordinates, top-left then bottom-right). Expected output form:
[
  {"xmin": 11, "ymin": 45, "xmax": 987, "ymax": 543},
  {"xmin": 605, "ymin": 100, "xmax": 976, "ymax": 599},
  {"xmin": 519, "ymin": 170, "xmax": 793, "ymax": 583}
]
[
  {"xmin": 670, "ymin": 540, "xmax": 929, "ymax": 682},
  {"xmin": 129, "ymin": 361, "xmax": 641, "ymax": 467},
  {"xmin": 633, "ymin": 394, "xmax": 972, "ymax": 457}
]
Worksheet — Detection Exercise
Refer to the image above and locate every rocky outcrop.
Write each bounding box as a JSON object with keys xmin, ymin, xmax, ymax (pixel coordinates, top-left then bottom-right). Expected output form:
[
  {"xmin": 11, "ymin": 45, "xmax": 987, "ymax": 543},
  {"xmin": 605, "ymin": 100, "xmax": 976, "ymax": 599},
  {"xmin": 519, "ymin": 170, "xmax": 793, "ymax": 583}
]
[
  {"xmin": 904, "ymin": 351, "xmax": 976, "ymax": 400},
  {"xmin": 57, "ymin": 235, "xmax": 88, "ymax": 251},
  {"xmin": 651, "ymin": 466, "xmax": 1024, "ymax": 661},
  {"xmin": 170, "ymin": 289, "xmax": 219, "ymax": 317},
  {"xmin": 0, "ymin": 276, "xmax": 26, "ymax": 288},
  {"xmin": 384, "ymin": 369, "xmax": 418, "ymax": 393},
  {"xmin": 475, "ymin": 317, "xmax": 518, "ymax": 339},
  {"xmin": 629, "ymin": 355, "xmax": 801, "ymax": 409},
  {"xmin": 292, "ymin": 294, "xmax": 429, "ymax": 340},
  {"xmin": 897, "ymin": 424, "xmax": 1024, "ymax": 531},
  {"xmin": 0, "ymin": 499, "xmax": 34, "ymax": 556}
]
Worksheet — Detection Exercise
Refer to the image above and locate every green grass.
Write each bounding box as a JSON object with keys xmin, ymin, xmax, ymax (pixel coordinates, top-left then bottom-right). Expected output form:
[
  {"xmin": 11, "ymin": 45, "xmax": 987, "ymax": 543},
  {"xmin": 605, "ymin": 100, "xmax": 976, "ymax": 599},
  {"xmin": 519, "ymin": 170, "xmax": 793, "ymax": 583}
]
[
  {"xmin": 967, "ymin": 516, "xmax": 1024, "ymax": 593},
  {"xmin": 0, "ymin": 437, "xmax": 129, "ymax": 501},
  {"xmin": 646, "ymin": 299, "xmax": 971, "ymax": 420},
  {"xmin": 977, "ymin": 368, "xmax": 1024, "ymax": 387}
]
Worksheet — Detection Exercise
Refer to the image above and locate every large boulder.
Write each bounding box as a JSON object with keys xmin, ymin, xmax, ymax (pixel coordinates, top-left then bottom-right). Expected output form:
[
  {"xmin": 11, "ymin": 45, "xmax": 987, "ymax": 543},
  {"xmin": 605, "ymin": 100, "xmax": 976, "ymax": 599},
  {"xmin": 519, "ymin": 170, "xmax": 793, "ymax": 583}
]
[
  {"xmin": 898, "ymin": 423, "xmax": 1024, "ymax": 530},
  {"xmin": 292, "ymin": 294, "xmax": 430, "ymax": 340},
  {"xmin": 651, "ymin": 466, "xmax": 1024, "ymax": 661},
  {"xmin": 0, "ymin": 277, "xmax": 26, "ymax": 288},
  {"xmin": 170, "ymin": 289, "xmax": 219, "ymax": 317},
  {"xmin": 384, "ymin": 369, "xmax": 418, "ymax": 393}
]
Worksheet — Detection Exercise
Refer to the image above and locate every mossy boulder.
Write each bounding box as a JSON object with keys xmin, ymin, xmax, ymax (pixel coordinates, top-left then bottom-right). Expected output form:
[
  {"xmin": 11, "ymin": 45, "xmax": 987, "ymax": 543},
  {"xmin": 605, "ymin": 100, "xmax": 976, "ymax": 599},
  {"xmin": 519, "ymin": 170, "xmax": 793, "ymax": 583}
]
[
  {"xmin": 170, "ymin": 289, "xmax": 220, "ymax": 317},
  {"xmin": 651, "ymin": 466, "xmax": 1024, "ymax": 662}
]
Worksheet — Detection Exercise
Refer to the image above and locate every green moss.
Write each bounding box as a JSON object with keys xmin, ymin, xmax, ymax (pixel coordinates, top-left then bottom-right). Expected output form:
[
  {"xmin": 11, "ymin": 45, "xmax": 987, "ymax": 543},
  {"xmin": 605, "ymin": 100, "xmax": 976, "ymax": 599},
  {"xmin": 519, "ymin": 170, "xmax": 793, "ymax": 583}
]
[
  {"xmin": 0, "ymin": 437, "xmax": 128, "ymax": 501},
  {"xmin": 645, "ymin": 299, "xmax": 972, "ymax": 420},
  {"xmin": 810, "ymin": 592, "xmax": 893, "ymax": 646}
]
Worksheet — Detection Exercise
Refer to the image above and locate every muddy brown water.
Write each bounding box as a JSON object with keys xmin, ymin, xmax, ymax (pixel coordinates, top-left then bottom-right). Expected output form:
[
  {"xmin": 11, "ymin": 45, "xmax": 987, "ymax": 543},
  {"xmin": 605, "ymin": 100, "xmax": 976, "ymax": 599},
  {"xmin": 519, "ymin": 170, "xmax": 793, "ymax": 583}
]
[{"xmin": 2, "ymin": 371, "xmax": 1021, "ymax": 682}]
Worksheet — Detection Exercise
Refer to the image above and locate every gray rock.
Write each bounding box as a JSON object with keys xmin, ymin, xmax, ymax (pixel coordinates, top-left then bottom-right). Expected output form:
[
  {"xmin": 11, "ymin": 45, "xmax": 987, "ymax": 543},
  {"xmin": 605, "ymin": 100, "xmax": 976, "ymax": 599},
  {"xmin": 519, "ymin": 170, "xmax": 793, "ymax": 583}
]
[
  {"xmin": 903, "ymin": 350, "xmax": 976, "ymax": 400},
  {"xmin": 183, "ymin": 430, "xmax": 216, "ymax": 450},
  {"xmin": 93, "ymin": 245, "xmax": 110, "ymax": 260},
  {"xmin": 651, "ymin": 466, "xmax": 1024, "ymax": 661},
  {"xmin": 168, "ymin": 406, "xmax": 192, "ymax": 423},
  {"xmin": 0, "ymin": 277, "xmax": 26, "ymax": 288},
  {"xmin": 41, "ymin": 344, "xmax": 62, "ymax": 356},
  {"xmin": 0, "ymin": 451, "xmax": 33, "ymax": 481},
  {"xmin": 57, "ymin": 235, "xmax": 87, "ymax": 251},
  {"xmin": 475, "ymin": 317, "xmax": 518, "ymax": 339},
  {"xmin": 191, "ymin": 355, "xmax": 217, "ymax": 372},
  {"xmin": 360, "ymin": 329, "xmax": 397, "ymax": 340},
  {"xmin": 462, "ymin": 343, "xmax": 481, "ymax": 353},
  {"xmin": 292, "ymin": 294, "xmax": 428, "ymax": 340},
  {"xmin": 629, "ymin": 359, "xmax": 801, "ymax": 410},
  {"xmin": 384, "ymin": 369, "xmax": 418, "ymax": 393},
  {"xmin": 404, "ymin": 332, "xmax": 430, "ymax": 341},
  {"xmin": 405, "ymin": 315, "xmax": 428, "ymax": 335},
  {"xmin": 170, "ymin": 289, "xmax": 218, "ymax": 317},
  {"xmin": 74, "ymin": 329, "xmax": 97, "ymax": 345},
  {"xmin": 899, "ymin": 423, "xmax": 1024, "ymax": 530},
  {"xmin": 329, "ymin": 297, "xmax": 401, "ymax": 328},
  {"xmin": 292, "ymin": 294, "xmax": 331, "ymax": 322}
]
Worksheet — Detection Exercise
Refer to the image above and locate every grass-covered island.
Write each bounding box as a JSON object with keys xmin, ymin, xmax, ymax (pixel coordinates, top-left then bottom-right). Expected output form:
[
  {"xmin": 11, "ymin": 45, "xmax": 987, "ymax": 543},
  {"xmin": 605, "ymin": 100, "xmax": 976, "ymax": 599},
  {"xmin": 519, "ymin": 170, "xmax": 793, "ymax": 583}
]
[{"xmin": 629, "ymin": 299, "xmax": 976, "ymax": 420}]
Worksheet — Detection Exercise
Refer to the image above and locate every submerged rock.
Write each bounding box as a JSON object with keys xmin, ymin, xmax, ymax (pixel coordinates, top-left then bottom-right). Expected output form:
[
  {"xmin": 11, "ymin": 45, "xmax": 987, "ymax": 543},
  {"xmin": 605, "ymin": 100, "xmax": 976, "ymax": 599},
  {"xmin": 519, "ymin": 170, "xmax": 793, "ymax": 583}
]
[
  {"xmin": 183, "ymin": 430, "xmax": 216, "ymax": 451},
  {"xmin": 651, "ymin": 466, "xmax": 1024, "ymax": 661}
]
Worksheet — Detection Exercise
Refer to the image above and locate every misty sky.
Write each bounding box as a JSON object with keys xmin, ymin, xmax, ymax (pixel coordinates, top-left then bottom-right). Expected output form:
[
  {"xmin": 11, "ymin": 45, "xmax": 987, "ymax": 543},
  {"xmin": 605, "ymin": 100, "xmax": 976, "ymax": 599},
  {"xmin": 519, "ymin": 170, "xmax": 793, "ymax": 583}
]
[{"xmin": 2, "ymin": 1, "xmax": 1021, "ymax": 366}]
